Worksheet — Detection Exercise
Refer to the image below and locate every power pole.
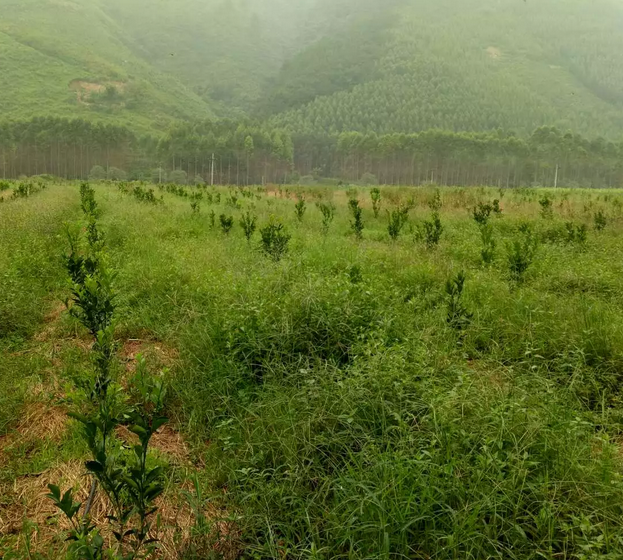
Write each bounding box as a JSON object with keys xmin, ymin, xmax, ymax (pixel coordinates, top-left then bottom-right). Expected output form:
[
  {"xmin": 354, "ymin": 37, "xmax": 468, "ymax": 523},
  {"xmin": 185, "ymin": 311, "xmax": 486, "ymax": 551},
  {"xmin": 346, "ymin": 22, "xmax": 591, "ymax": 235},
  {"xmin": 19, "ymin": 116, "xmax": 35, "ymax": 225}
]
[
  {"xmin": 554, "ymin": 163, "xmax": 559, "ymax": 188},
  {"xmin": 211, "ymin": 153, "xmax": 215, "ymax": 186}
]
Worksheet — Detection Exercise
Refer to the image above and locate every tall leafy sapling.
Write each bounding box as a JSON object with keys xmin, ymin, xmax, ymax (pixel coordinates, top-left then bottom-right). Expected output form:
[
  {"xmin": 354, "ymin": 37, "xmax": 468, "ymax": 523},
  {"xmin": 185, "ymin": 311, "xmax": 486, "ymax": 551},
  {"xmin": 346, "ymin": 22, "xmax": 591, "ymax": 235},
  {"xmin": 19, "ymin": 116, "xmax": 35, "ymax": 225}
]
[
  {"xmin": 594, "ymin": 210, "xmax": 607, "ymax": 231},
  {"xmin": 220, "ymin": 214, "xmax": 234, "ymax": 235},
  {"xmin": 446, "ymin": 271, "xmax": 473, "ymax": 332},
  {"xmin": 295, "ymin": 197, "xmax": 307, "ymax": 222},
  {"xmin": 370, "ymin": 188, "xmax": 382, "ymax": 218},
  {"xmin": 480, "ymin": 223, "xmax": 496, "ymax": 265},
  {"xmin": 387, "ymin": 206, "xmax": 409, "ymax": 241},
  {"xmin": 507, "ymin": 226, "xmax": 539, "ymax": 282},
  {"xmin": 51, "ymin": 185, "xmax": 167, "ymax": 559},
  {"xmin": 348, "ymin": 198, "xmax": 364, "ymax": 240},
  {"xmin": 260, "ymin": 218, "xmax": 291, "ymax": 261},
  {"xmin": 539, "ymin": 196, "xmax": 553, "ymax": 219},
  {"xmin": 317, "ymin": 202, "xmax": 336, "ymax": 235},
  {"xmin": 240, "ymin": 211, "xmax": 257, "ymax": 242},
  {"xmin": 422, "ymin": 213, "xmax": 443, "ymax": 248},
  {"xmin": 473, "ymin": 202, "xmax": 493, "ymax": 227}
]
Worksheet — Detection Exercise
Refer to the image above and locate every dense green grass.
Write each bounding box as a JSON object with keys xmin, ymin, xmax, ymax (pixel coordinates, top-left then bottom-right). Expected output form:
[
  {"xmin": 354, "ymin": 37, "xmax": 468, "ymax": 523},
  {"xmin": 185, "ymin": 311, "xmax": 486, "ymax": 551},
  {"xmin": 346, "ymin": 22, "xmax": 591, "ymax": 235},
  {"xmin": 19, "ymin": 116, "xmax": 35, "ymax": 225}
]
[
  {"xmin": 0, "ymin": 186, "xmax": 79, "ymax": 432},
  {"xmin": 3, "ymin": 182, "xmax": 623, "ymax": 559}
]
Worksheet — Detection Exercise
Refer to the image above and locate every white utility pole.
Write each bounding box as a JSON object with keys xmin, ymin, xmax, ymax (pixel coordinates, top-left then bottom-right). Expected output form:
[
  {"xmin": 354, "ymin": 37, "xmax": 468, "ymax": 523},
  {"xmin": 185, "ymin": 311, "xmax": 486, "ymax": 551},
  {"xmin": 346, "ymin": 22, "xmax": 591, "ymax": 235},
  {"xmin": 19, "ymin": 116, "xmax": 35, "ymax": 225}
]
[{"xmin": 211, "ymin": 153, "xmax": 215, "ymax": 186}]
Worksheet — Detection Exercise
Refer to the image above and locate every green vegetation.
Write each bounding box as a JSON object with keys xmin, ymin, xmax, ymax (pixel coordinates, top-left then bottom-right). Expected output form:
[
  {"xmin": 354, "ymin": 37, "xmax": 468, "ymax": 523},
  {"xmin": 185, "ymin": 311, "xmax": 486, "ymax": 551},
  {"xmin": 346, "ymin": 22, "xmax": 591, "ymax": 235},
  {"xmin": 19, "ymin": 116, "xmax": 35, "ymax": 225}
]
[
  {"xmin": 4, "ymin": 0, "xmax": 623, "ymax": 557},
  {"xmin": 4, "ymin": 0, "xmax": 623, "ymax": 143},
  {"xmin": 58, "ymin": 184, "xmax": 167, "ymax": 558},
  {"xmin": 5, "ymin": 119, "xmax": 623, "ymax": 189},
  {"xmin": 270, "ymin": 0, "xmax": 623, "ymax": 138},
  {"xmin": 0, "ymin": 0, "xmax": 212, "ymax": 132},
  {"xmin": 4, "ymin": 183, "xmax": 623, "ymax": 559}
]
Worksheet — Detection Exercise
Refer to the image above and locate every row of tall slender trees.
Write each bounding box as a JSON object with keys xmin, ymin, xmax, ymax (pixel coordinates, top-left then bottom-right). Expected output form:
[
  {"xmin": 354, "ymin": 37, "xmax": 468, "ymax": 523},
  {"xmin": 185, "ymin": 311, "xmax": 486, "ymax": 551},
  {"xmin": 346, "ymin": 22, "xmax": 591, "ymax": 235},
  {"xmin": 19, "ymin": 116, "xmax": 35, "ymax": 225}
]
[
  {"xmin": 0, "ymin": 118, "xmax": 294, "ymax": 185},
  {"xmin": 1, "ymin": 117, "xmax": 622, "ymax": 188},
  {"xmin": 296, "ymin": 127, "xmax": 623, "ymax": 188}
]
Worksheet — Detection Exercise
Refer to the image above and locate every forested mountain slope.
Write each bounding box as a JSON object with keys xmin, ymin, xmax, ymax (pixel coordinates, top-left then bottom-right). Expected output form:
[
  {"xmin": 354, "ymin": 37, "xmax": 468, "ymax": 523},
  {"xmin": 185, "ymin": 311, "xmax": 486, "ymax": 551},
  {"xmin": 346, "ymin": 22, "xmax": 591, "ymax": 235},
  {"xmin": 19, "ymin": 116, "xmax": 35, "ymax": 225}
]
[
  {"xmin": 2, "ymin": 0, "xmax": 623, "ymax": 139},
  {"xmin": 268, "ymin": 0, "xmax": 623, "ymax": 138},
  {"xmin": 98, "ymin": 0, "xmax": 311, "ymax": 115},
  {"xmin": 0, "ymin": 0, "xmax": 214, "ymax": 132}
]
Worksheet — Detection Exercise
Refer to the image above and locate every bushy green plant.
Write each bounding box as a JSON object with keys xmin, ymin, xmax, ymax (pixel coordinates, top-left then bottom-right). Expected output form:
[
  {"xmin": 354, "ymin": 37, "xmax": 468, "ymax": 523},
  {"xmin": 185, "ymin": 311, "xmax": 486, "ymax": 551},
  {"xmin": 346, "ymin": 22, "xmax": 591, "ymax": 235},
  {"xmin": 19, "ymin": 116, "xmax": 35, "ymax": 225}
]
[
  {"xmin": 594, "ymin": 210, "xmax": 607, "ymax": 231},
  {"xmin": 348, "ymin": 264, "xmax": 363, "ymax": 284},
  {"xmin": 89, "ymin": 165, "xmax": 106, "ymax": 181},
  {"xmin": 219, "ymin": 214, "xmax": 234, "ymax": 235},
  {"xmin": 0, "ymin": 180, "xmax": 10, "ymax": 191},
  {"xmin": 370, "ymin": 187, "xmax": 382, "ymax": 218},
  {"xmin": 169, "ymin": 169, "xmax": 188, "ymax": 185},
  {"xmin": 190, "ymin": 200, "xmax": 200, "ymax": 214},
  {"xmin": 539, "ymin": 195, "xmax": 553, "ymax": 219},
  {"xmin": 446, "ymin": 270, "xmax": 473, "ymax": 332},
  {"xmin": 12, "ymin": 182, "xmax": 34, "ymax": 198},
  {"xmin": 507, "ymin": 227, "xmax": 539, "ymax": 282},
  {"xmin": 348, "ymin": 198, "xmax": 364, "ymax": 240},
  {"xmin": 132, "ymin": 186, "xmax": 161, "ymax": 205},
  {"xmin": 53, "ymin": 186, "xmax": 168, "ymax": 559},
  {"xmin": 473, "ymin": 202, "xmax": 493, "ymax": 226},
  {"xmin": 209, "ymin": 210, "xmax": 215, "ymax": 229},
  {"xmin": 316, "ymin": 201, "xmax": 336, "ymax": 234},
  {"xmin": 260, "ymin": 218, "xmax": 291, "ymax": 261},
  {"xmin": 240, "ymin": 211, "xmax": 257, "ymax": 242},
  {"xmin": 422, "ymin": 212, "xmax": 443, "ymax": 248},
  {"xmin": 492, "ymin": 199, "xmax": 502, "ymax": 215},
  {"xmin": 480, "ymin": 223, "xmax": 496, "ymax": 265},
  {"xmin": 428, "ymin": 190, "xmax": 442, "ymax": 211},
  {"xmin": 387, "ymin": 207, "xmax": 409, "ymax": 240},
  {"xmin": 227, "ymin": 192, "xmax": 240, "ymax": 209},
  {"xmin": 294, "ymin": 197, "xmax": 307, "ymax": 222},
  {"xmin": 565, "ymin": 222, "xmax": 588, "ymax": 245}
]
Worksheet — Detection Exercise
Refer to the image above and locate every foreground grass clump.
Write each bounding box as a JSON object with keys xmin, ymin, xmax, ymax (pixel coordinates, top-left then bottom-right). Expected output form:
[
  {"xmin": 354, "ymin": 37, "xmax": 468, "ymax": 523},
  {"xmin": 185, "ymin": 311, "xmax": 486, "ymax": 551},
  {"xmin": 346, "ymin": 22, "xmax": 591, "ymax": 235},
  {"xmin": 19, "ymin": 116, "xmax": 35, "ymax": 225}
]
[{"xmin": 3, "ymin": 183, "xmax": 623, "ymax": 559}]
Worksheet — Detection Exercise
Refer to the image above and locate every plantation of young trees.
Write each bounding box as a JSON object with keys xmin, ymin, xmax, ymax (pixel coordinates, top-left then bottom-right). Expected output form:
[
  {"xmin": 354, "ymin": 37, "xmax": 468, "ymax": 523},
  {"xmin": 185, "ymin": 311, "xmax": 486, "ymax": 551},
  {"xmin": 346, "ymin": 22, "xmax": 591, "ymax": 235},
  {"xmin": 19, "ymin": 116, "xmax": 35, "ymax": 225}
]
[{"xmin": 5, "ymin": 181, "xmax": 623, "ymax": 559}]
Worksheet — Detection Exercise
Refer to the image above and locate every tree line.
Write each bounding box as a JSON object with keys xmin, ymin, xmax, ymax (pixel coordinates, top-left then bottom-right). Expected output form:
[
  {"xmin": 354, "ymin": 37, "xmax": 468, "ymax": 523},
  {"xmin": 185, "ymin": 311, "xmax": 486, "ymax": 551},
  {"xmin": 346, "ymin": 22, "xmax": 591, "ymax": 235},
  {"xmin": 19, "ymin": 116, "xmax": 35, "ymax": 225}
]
[
  {"xmin": 1, "ymin": 117, "xmax": 622, "ymax": 188},
  {"xmin": 0, "ymin": 118, "xmax": 294, "ymax": 185},
  {"xmin": 296, "ymin": 127, "xmax": 623, "ymax": 188}
]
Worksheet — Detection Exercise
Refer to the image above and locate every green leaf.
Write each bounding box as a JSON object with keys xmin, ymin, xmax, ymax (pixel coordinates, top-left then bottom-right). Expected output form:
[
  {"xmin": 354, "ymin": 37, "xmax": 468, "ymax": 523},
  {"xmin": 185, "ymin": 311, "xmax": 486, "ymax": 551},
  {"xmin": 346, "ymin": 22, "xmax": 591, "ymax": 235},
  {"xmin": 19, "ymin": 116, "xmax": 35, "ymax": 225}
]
[
  {"xmin": 46, "ymin": 484, "xmax": 61, "ymax": 501},
  {"xmin": 152, "ymin": 416, "xmax": 168, "ymax": 432}
]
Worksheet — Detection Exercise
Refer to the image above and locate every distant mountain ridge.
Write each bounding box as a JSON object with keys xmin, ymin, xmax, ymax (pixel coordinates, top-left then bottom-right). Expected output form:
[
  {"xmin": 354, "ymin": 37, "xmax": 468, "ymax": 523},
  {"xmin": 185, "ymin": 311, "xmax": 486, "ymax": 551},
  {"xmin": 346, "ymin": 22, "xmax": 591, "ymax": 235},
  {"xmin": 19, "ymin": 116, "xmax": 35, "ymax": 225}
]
[{"xmin": 2, "ymin": 0, "xmax": 623, "ymax": 138}]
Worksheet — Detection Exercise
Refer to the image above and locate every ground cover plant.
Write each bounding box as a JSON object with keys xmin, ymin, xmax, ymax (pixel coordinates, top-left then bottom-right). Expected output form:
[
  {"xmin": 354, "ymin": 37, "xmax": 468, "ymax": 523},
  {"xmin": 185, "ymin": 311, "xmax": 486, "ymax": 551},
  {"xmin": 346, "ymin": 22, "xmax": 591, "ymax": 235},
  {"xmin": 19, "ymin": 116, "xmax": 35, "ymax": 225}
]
[{"xmin": 3, "ymin": 182, "xmax": 623, "ymax": 560}]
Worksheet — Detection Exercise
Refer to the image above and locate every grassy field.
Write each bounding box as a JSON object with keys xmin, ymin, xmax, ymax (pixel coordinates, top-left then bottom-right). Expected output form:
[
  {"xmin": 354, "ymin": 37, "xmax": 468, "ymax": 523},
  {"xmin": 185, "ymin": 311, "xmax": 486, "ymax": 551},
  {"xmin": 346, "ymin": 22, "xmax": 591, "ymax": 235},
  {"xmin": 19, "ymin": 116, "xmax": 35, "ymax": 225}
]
[{"xmin": 2, "ymin": 181, "xmax": 623, "ymax": 559}]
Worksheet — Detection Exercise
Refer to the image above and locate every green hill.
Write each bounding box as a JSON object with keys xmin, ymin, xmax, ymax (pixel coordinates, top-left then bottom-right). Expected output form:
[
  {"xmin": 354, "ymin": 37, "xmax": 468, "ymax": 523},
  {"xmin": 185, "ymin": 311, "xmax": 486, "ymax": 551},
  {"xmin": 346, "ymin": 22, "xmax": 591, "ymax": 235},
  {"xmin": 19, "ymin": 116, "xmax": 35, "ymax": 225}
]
[
  {"xmin": 0, "ymin": 0, "xmax": 214, "ymax": 133},
  {"xmin": 267, "ymin": 0, "xmax": 623, "ymax": 138},
  {"xmin": 3, "ymin": 0, "xmax": 623, "ymax": 139},
  {"xmin": 98, "ymin": 0, "xmax": 315, "ymax": 116}
]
